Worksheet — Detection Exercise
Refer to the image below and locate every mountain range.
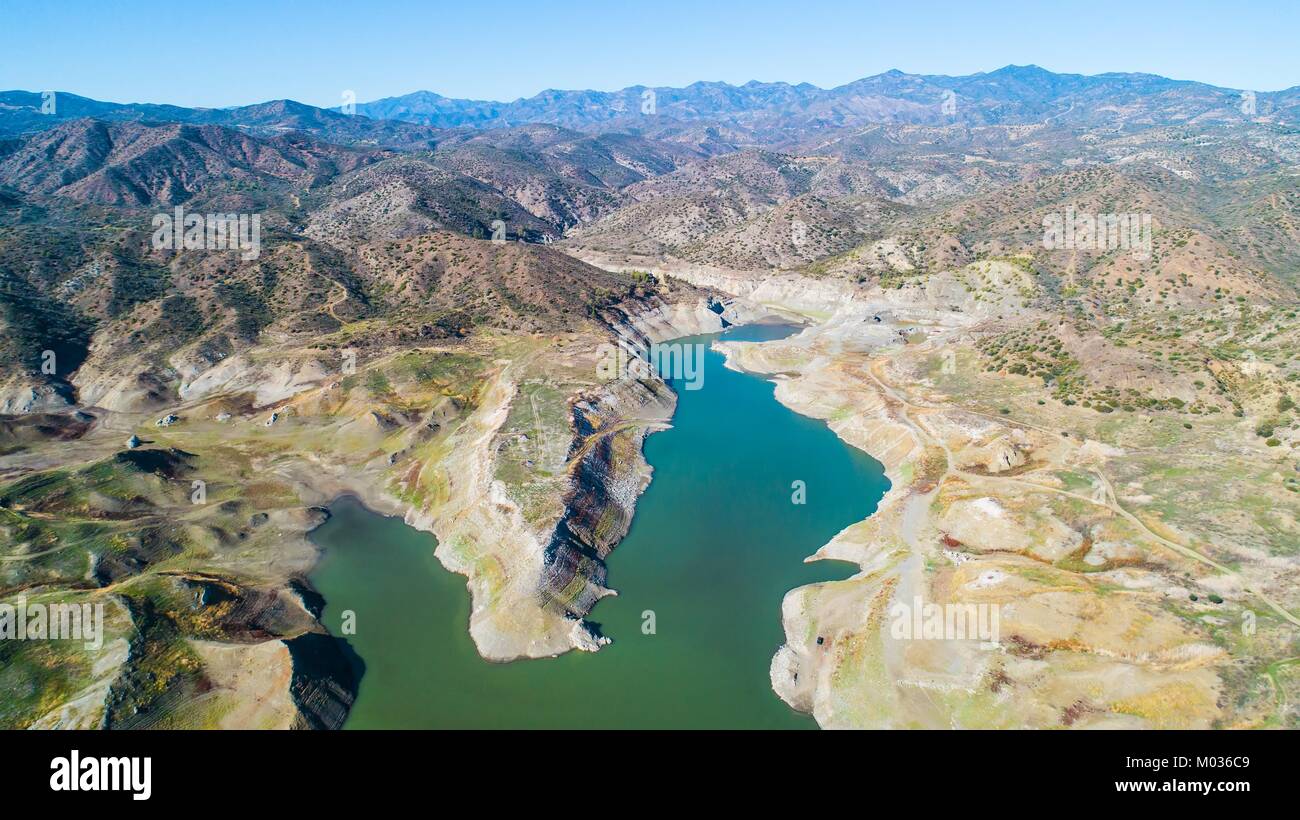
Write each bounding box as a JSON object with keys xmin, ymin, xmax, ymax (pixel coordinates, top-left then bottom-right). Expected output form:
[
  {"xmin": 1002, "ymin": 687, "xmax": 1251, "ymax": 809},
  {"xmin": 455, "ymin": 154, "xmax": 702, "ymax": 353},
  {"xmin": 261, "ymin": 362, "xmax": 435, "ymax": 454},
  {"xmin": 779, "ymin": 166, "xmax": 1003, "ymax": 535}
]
[
  {"xmin": 354, "ymin": 65, "xmax": 1300, "ymax": 130},
  {"xmin": 1, "ymin": 64, "xmax": 1298, "ymax": 731},
  {"xmin": 7, "ymin": 65, "xmax": 1299, "ymax": 142}
]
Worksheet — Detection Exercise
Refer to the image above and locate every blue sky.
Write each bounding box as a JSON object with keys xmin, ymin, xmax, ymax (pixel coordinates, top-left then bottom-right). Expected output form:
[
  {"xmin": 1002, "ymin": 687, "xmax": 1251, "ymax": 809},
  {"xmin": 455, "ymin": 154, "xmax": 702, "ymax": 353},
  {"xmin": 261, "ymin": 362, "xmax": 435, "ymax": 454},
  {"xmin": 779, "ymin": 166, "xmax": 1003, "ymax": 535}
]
[{"xmin": 3, "ymin": 0, "xmax": 1297, "ymax": 107}]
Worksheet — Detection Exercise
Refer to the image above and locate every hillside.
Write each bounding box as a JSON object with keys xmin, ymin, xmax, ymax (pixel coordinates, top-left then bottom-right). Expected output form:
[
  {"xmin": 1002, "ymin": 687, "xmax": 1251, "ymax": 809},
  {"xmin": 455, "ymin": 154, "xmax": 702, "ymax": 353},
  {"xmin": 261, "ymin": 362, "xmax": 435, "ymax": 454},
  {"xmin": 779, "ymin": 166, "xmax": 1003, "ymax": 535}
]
[{"xmin": 2, "ymin": 63, "xmax": 1298, "ymax": 731}]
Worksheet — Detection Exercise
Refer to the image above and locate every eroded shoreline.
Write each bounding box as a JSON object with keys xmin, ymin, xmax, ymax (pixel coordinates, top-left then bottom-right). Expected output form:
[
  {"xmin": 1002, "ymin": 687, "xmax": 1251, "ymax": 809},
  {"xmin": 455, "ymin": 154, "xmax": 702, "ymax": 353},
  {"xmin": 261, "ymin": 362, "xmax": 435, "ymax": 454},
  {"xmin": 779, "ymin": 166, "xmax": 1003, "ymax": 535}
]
[
  {"xmin": 656, "ymin": 261, "xmax": 1298, "ymax": 729},
  {"xmin": 302, "ymin": 321, "xmax": 885, "ymax": 728}
]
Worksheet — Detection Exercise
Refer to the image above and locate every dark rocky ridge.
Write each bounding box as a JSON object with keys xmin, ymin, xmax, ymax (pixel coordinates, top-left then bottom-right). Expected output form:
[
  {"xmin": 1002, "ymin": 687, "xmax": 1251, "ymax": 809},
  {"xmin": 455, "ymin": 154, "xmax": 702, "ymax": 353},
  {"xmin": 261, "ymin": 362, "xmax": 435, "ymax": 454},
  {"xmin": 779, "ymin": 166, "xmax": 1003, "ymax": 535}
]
[{"xmin": 538, "ymin": 375, "xmax": 675, "ymax": 620}]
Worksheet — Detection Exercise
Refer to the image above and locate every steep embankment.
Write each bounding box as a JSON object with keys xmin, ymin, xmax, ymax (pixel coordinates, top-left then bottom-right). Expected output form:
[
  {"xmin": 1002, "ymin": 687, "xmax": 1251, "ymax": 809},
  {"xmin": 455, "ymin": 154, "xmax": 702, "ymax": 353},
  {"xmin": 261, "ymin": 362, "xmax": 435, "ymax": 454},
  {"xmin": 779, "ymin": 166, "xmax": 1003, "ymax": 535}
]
[{"xmin": 397, "ymin": 294, "xmax": 740, "ymax": 659}]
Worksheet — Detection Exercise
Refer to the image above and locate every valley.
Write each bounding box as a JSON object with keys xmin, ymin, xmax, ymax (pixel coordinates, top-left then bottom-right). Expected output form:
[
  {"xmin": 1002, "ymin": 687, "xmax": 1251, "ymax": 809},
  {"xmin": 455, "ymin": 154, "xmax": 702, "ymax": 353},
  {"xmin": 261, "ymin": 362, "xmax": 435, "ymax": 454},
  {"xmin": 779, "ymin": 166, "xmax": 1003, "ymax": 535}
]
[{"xmin": 1, "ymin": 65, "xmax": 1297, "ymax": 730}]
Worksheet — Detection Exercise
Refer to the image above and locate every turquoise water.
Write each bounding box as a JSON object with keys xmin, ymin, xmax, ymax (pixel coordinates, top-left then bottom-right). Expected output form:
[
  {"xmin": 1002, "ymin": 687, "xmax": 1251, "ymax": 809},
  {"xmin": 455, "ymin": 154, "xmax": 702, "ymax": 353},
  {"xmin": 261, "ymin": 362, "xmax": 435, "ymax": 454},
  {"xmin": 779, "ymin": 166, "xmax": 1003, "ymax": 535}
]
[{"xmin": 308, "ymin": 324, "xmax": 889, "ymax": 728}]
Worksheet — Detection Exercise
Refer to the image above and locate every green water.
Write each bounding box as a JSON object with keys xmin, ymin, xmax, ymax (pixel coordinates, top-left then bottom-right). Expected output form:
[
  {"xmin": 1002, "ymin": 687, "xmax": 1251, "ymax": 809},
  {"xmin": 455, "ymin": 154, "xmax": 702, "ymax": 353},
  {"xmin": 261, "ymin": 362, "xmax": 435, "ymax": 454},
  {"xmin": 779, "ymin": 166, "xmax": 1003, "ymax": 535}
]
[{"xmin": 308, "ymin": 324, "xmax": 889, "ymax": 728}]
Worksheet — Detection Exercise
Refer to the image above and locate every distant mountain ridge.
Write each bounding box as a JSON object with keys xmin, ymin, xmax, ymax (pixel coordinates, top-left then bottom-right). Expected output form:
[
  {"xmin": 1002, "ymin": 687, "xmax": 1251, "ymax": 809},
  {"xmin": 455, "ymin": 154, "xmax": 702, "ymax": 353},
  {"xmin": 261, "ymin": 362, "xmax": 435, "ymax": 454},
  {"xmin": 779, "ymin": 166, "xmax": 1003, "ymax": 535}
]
[
  {"xmin": 0, "ymin": 91, "xmax": 447, "ymax": 148},
  {"xmin": 5, "ymin": 66, "xmax": 1299, "ymax": 142},
  {"xmin": 353, "ymin": 65, "xmax": 1300, "ymax": 129}
]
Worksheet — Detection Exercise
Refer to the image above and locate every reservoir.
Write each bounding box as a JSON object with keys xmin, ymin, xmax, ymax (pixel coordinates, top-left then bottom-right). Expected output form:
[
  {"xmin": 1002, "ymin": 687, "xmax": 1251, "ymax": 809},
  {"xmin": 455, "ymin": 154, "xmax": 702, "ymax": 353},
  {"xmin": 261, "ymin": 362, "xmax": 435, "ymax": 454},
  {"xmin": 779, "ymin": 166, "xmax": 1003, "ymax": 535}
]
[{"xmin": 308, "ymin": 324, "xmax": 889, "ymax": 728}]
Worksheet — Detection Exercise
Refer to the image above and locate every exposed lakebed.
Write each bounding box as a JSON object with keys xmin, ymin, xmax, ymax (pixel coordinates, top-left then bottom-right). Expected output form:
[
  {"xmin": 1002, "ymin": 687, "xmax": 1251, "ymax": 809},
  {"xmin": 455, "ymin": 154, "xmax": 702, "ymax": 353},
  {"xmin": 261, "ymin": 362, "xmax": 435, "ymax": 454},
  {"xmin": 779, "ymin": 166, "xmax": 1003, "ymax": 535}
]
[{"xmin": 308, "ymin": 324, "xmax": 889, "ymax": 728}]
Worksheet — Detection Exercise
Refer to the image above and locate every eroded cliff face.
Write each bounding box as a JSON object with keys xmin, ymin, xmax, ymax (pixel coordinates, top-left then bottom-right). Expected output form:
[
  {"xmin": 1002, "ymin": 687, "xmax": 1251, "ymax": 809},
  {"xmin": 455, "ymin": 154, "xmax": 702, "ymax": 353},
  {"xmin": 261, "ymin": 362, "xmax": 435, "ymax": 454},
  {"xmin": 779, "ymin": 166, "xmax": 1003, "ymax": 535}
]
[
  {"xmin": 450, "ymin": 294, "xmax": 737, "ymax": 657},
  {"xmin": 529, "ymin": 293, "xmax": 781, "ymax": 650},
  {"xmin": 536, "ymin": 375, "xmax": 675, "ymax": 646}
]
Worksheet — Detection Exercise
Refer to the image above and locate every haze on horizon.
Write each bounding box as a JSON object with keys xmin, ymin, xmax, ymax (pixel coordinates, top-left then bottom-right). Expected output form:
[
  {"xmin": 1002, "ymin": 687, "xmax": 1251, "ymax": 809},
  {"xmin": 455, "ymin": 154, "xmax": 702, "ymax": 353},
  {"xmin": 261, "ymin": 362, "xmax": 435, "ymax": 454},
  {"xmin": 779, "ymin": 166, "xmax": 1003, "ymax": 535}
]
[{"xmin": 3, "ymin": 0, "xmax": 1297, "ymax": 109}]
